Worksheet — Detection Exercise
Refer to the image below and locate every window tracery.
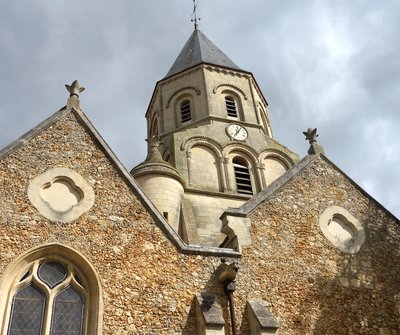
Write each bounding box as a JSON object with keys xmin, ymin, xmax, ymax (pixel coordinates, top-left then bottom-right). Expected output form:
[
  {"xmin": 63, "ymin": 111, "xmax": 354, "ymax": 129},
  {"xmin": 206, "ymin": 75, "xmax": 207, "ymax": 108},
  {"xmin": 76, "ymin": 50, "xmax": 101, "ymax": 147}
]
[
  {"xmin": 0, "ymin": 242, "xmax": 103, "ymax": 335},
  {"xmin": 7, "ymin": 259, "xmax": 85, "ymax": 335}
]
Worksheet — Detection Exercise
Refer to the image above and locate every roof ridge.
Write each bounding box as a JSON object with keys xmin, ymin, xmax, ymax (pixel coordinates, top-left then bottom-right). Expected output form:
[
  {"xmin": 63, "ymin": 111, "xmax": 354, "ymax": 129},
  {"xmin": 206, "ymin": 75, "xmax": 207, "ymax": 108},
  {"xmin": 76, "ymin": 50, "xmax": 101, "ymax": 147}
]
[
  {"xmin": 221, "ymin": 153, "xmax": 400, "ymax": 223},
  {"xmin": 0, "ymin": 107, "xmax": 68, "ymax": 160}
]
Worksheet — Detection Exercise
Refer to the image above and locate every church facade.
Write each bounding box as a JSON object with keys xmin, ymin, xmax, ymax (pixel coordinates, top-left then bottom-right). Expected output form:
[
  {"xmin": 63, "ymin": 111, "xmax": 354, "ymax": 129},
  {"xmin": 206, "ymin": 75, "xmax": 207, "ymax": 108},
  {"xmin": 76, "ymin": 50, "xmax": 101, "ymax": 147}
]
[{"xmin": 0, "ymin": 28, "xmax": 399, "ymax": 335}]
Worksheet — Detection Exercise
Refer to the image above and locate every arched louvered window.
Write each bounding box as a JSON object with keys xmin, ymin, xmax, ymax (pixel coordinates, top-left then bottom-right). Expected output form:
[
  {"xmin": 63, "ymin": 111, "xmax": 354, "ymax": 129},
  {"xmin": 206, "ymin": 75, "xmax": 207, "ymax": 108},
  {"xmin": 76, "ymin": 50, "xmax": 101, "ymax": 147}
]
[
  {"xmin": 7, "ymin": 260, "xmax": 85, "ymax": 335},
  {"xmin": 180, "ymin": 99, "xmax": 191, "ymax": 123},
  {"xmin": 233, "ymin": 157, "xmax": 253, "ymax": 195},
  {"xmin": 225, "ymin": 96, "xmax": 238, "ymax": 118}
]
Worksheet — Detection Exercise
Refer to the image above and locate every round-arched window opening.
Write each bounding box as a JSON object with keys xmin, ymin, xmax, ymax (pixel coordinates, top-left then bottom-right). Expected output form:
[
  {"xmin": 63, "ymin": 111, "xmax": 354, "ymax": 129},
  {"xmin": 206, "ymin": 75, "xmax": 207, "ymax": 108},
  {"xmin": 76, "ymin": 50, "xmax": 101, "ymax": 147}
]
[{"xmin": 319, "ymin": 206, "xmax": 365, "ymax": 253}]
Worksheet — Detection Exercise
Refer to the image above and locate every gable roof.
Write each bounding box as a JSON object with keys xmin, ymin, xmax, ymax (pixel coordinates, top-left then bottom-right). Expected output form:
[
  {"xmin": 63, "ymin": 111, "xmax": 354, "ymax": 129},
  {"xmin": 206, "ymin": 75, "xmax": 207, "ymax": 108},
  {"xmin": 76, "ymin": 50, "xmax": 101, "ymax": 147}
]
[
  {"xmin": 165, "ymin": 29, "xmax": 242, "ymax": 78},
  {"xmin": 0, "ymin": 106, "xmax": 240, "ymax": 258},
  {"xmin": 221, "ymin": 153, "xmax": 399, "ymax": 224}
]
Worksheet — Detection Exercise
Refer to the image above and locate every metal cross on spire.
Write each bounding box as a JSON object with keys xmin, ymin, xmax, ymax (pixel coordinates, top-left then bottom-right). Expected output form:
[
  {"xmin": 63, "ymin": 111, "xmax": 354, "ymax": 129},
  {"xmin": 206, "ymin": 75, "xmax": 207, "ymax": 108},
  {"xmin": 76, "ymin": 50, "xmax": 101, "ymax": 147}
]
[{"xmin": 191, "ymin": 0, "xmax": 201, "ymax": 30}]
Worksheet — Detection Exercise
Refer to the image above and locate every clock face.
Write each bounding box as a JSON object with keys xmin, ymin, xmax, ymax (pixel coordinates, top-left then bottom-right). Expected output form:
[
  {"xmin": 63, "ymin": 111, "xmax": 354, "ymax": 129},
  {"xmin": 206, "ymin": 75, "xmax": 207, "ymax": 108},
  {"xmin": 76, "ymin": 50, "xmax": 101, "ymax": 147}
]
[{"xmin": 227, "ymin": 124, "xmax": 248, "ymax": 141}]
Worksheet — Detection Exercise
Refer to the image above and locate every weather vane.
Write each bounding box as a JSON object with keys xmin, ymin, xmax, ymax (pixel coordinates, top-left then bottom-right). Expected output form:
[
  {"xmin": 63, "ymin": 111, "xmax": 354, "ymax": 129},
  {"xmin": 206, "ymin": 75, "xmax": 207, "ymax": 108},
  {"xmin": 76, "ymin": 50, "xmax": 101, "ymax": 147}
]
[{"xmin": 191, "ymin": 0, "xmax": 201, "ymax": 30}]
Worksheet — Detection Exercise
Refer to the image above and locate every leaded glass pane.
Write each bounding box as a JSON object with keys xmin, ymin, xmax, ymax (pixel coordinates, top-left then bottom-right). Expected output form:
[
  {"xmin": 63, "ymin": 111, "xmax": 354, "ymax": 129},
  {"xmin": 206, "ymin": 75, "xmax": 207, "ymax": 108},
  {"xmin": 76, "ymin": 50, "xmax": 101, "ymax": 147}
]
[
  {"xmin": 50, "ymin": 286, "xmax": 84, "ymax": 335},
  {"xmin": 38, "ymin": 261, "xmax": 67, "ymax": 288},
  {"xmin": 8, "ymin": 284, "xmax": 45, "ymax": 335}
]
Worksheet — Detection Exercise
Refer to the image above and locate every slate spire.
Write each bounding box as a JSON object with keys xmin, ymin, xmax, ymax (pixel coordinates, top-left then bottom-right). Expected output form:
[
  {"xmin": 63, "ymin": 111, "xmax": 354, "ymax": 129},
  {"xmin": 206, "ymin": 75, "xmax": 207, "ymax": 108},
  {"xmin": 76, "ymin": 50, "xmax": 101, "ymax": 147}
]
[{"xmin": 165, "ymin": 29, "xmax": 242, "ymax": 78}]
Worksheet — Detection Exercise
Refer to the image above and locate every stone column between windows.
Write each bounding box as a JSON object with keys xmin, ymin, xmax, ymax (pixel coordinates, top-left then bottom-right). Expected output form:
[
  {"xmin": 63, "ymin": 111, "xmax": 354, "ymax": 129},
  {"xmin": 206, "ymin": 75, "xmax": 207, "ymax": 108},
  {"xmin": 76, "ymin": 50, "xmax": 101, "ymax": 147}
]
[
  {"xmin": 221, "ymin": 157, "xmax": 232, "ymax": 191},
  {"xmin": 159, "ymin": 85, "xmax": 165, "ymax": 134},
  {"xmin": 256, "ymin": 162, "xmax": 266, "ymax": 190},
  {"xmin": 186, "ymin": 150, "xmax": 192, "ymax": 187},
  {"xmin": 218, "ymin": 156, "xmax": 228, "ymax": 191}
]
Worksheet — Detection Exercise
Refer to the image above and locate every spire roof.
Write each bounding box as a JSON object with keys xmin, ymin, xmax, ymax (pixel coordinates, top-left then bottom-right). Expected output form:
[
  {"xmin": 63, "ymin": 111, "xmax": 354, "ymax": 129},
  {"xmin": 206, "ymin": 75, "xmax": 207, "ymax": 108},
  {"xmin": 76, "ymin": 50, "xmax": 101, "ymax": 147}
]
[{"xmin": 165, "ymin": 29, "xmax": 242, "ymax": 78}]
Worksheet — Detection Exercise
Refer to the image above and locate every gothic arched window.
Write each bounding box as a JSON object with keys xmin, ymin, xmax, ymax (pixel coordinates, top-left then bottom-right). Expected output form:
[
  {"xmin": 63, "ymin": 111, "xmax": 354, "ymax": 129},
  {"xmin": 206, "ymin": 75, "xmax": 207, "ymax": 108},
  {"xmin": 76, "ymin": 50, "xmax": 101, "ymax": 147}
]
[
  {"xmin": 225, "ymin": 96, "xmax": 238, "ymax": 118},
  {"xmin": 1, "ymin": 245, "xmax": 101, "ymax": 335},
  {"xmin": 0, "ymin": 242, "xmax": 105, "ymax": 335},
  {"xmin": 180, "ymin": 99, "xmax": 191, "ymax": 123},
  {"xmin": 7, "ymin": 260, "xmax": 85, "ymax": 335},
  {"xmin": 233, "ymin": 157, "xmax": 253, "ymax": 195}
]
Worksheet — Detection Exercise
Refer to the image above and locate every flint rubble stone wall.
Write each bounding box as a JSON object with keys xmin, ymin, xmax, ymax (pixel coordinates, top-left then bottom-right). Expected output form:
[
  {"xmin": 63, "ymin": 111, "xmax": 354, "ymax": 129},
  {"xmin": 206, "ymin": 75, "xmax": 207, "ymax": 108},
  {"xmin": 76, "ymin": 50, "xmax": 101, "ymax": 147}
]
[
  {"xmin": 0, "ymin": 113, "xmax": 399, "ymax": 334},
  {"xmin": 241, "ymin": 156, "xmax": 400, "ymax": 334}
]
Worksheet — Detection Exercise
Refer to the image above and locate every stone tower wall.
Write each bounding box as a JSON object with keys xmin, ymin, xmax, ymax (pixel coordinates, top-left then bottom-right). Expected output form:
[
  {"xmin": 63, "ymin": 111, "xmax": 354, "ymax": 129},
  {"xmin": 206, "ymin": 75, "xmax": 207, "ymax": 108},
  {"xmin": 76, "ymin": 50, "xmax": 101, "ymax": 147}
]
[{"xmin": 135, "ymin": 173, "xmax": 184, "ymax": 232}]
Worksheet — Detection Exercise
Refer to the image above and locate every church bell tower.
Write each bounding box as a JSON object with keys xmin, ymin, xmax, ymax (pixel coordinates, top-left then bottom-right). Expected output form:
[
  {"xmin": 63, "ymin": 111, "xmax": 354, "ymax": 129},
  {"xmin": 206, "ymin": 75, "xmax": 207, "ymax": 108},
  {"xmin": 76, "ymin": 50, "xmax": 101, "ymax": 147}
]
[{"xmin": 131, "ymin": 27, "xmax": 299, "ymax": 246}]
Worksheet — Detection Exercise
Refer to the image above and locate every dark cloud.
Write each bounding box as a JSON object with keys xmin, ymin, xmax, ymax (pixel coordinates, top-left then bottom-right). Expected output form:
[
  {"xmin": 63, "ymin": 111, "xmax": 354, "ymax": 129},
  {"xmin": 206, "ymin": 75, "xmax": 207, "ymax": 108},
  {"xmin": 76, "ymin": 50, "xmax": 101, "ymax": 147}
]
[{"xmin": 0, "ymin": 1, "xmax": 398, "ymax": 218}]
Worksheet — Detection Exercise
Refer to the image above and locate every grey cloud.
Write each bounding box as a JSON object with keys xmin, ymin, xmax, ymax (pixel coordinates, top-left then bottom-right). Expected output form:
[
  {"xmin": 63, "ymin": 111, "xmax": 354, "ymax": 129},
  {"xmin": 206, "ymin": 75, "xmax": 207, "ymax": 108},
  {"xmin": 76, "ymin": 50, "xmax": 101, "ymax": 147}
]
[{"xmin": 0, "ymin": 1, "xmax": 398, "ymax": 218}]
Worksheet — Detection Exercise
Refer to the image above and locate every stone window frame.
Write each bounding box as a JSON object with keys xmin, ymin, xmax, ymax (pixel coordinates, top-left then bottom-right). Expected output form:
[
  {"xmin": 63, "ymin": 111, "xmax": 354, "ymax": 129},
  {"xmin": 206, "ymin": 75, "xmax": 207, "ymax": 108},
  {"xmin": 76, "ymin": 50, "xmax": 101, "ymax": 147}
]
[
  {"xmin": 167, "ymin": 87, "xmax": 200, "ymax": 129},
  {"xmin": 222, "ymin": 90, "xmax": 244, "ymax": 121},
  {"xmin": 7, "ymin": 260, "xmax": 85, "ymax": 334},
  {"xmin": 0, "ymin": 243, "xmax": 102, "ymax": 335},
  {"xmin": 319, "ymin": 206, "xmax": 366, "ymax": 253},
  {"xmin": 28, "ymin": 167, "xmax": 95, "ymax": 223}
]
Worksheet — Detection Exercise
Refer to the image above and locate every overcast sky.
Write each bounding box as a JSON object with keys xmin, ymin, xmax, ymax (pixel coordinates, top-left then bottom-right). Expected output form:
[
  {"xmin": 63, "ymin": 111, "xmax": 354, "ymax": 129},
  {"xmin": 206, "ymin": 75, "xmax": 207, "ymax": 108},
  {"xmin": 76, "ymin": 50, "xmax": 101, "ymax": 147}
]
[{"xmin": 0, "ymin": 1, "xmax": 399, "ymax": 218}]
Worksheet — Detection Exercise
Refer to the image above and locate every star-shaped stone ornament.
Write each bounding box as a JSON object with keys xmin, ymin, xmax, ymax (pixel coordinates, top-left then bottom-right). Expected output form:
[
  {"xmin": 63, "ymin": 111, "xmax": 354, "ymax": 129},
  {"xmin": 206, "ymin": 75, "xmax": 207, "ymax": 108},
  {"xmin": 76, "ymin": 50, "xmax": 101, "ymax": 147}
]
[
  {"xmin": 303, "ymin": 128, "xmax": 318, "ymax": 144},
  {"xmin": 65, "ymin": 80, "xmax": 85, "ymax": 97}
]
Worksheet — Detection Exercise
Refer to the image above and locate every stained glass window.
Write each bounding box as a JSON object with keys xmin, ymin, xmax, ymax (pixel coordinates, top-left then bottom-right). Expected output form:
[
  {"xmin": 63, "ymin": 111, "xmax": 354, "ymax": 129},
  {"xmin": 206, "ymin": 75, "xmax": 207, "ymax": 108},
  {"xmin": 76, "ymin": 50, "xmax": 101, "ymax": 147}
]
[
  {"xmin": 8, "ymin": 284, "xmax": 45, "ymax": 335},
  {"xmin": 7, "ymin": 260, "xmax": 86, "ymax": 335},
  {"xmin": 51, "ymin": 286, "xmax": 84, "ymax": 335},
  {"xmin": 38, "ymin": 261, "xmax": 67, "ymax": 289}
]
